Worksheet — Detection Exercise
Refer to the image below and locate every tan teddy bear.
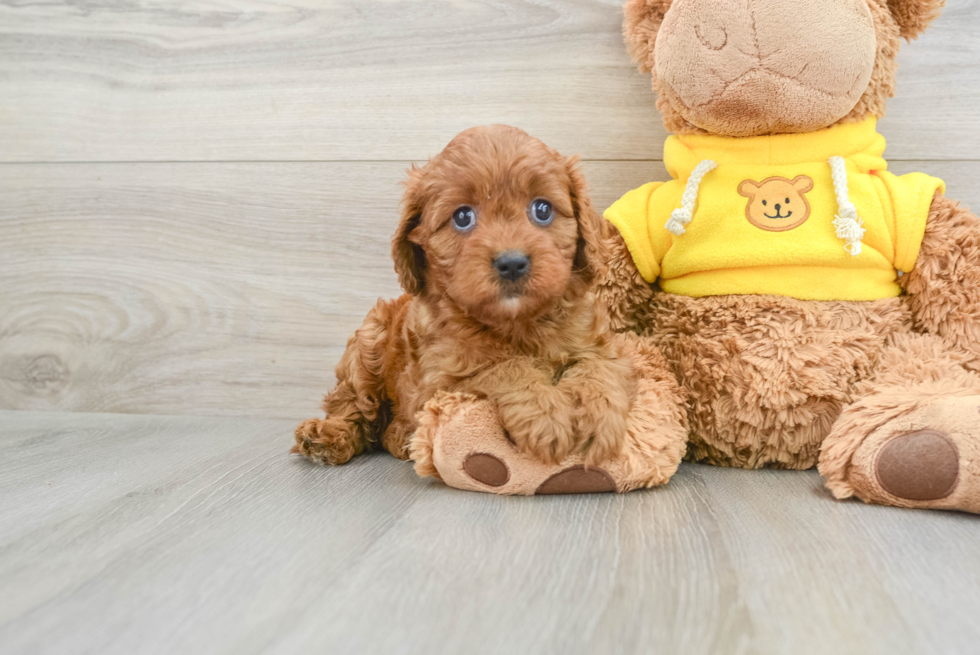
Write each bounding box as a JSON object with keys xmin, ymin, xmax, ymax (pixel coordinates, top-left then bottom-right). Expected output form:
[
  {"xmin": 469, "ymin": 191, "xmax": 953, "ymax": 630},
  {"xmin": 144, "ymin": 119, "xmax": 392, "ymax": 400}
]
[{"xmin": 592, "ymin": 0, "xmax": 980, "ymax": 513}]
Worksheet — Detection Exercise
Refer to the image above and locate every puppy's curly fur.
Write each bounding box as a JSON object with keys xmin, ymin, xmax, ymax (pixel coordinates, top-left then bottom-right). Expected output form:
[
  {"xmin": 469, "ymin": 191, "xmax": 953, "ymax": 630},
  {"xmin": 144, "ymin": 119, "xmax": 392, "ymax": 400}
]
[{"xmin": 294, "ymin": 125, "xmax": 635, "ymax": 466}]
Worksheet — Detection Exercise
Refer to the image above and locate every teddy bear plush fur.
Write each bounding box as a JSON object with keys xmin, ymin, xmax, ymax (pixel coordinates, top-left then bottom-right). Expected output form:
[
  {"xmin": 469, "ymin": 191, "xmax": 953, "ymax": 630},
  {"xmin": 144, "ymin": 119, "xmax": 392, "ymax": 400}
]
[{"xmin": 591, "ymin": 0, "xmax": 980, "ymax": 513}]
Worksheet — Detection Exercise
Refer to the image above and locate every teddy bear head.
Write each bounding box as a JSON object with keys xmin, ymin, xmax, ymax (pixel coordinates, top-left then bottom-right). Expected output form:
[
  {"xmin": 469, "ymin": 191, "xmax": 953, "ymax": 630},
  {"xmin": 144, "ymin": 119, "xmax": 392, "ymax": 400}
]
[{"xmin": 623, "ymin": 0, "xmax": 944, "ymax": 137}]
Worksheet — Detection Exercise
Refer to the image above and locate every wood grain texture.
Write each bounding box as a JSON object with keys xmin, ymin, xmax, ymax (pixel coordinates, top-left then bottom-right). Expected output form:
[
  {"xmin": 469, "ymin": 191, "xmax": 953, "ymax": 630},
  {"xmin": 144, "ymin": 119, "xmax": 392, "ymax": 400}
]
[
  {"xmin": 2, "ymin": 410, "xmax": 979, "ymax": 655},
  {"xmin": 3, "ymin": 160, "xmax": 975, "ymax": 418},
  {"xmin": 0, "ymin": 0, "xmax": 978, "ymax": 162},
  {"xmin": 0, "ymin": 159, "xmax": 659, "ymax": 418}
]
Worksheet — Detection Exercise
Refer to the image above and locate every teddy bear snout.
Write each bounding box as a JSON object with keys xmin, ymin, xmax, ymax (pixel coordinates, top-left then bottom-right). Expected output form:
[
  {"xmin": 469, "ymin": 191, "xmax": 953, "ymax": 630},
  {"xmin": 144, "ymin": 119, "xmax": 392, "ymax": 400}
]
[
  {"xmin": 694, "ymin": 21, "xmax": 726, "ymax": 51},
  {"xmin": 654, "ymin": 0, "xmax": 878, "ymax": 136}
]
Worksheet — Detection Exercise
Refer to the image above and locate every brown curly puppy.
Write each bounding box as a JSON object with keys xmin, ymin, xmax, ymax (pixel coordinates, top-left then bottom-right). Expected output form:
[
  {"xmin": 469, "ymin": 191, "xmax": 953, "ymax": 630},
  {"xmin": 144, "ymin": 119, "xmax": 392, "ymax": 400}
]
[{"xmin": 294, "ymin": 125, "xmax": 634, "ymax": 467}]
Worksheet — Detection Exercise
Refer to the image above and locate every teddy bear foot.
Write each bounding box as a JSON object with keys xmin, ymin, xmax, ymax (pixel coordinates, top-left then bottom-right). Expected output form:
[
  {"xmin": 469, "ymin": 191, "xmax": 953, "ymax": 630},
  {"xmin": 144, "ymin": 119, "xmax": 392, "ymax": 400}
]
[
  {"xmin": 409, "ymin": 392, "xmax": 622, "ymax": 495},
  {"xmin": 820, "ymin": 393, "xmax": 980, "ymax": 513},
  {"xmin": 410, "ymin": 376, "xmax": 687, "ymax": 496}
]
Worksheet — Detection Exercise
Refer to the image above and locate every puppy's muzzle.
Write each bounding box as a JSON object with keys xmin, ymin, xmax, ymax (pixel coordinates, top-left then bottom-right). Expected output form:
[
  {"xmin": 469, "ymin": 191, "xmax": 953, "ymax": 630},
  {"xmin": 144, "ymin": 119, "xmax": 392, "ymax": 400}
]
[{"xmin": 494, "ymin": 251, "xmax": 530, "ymax": 282}]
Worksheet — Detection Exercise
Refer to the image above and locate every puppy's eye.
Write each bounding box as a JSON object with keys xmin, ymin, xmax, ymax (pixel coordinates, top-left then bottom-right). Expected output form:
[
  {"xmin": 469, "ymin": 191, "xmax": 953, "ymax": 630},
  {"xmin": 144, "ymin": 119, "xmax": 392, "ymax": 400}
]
[
  {"xmin": 452, "ymin": 206, "xmax": 477, "ymax": 231},
  {"xmin": 529, "ymin": 199, "xmax": 554, "ymax": 226},
  {"xmin": 762, "ymin": 200, "xmax": 768, "ymax": 206},
  {"xmin": 785, "ymin": 198, "xmax": 791, "ymax": 204}
]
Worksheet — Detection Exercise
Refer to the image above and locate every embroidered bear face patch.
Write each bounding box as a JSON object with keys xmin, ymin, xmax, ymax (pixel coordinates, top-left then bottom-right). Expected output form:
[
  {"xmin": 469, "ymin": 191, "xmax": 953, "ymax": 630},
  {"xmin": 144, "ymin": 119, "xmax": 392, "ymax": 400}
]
[{"xmin": 738, "ymin": 176, "xmax": 814, "ymax": 232}]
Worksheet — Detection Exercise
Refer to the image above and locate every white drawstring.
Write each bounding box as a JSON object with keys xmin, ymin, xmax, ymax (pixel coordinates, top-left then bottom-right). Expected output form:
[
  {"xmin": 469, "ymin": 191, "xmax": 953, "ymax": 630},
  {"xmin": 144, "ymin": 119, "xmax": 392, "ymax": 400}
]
[
  {"xmin": 665, "ymin": 159, "xmax": 717, "ymax": 236},
  {"xmin": 829, "ymin": 156, "xmax": 865, "ymax": 256}
]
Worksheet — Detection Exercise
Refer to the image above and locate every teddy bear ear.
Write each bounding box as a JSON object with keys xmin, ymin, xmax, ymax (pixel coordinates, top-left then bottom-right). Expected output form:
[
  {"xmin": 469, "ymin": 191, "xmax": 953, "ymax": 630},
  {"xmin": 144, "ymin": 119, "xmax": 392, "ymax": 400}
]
[
  {"xmin": 887, "ymin": 0, "xmax": 945, "ymax": 41},
  {"xmin": 623, "ymin": 0, "xmax": 675, "ymax": 73}
]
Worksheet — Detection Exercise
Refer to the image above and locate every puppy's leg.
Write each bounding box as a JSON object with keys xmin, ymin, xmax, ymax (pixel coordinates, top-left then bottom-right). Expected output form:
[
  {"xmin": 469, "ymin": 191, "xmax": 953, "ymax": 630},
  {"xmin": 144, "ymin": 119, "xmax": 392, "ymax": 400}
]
[
  {"xmin": 557, "ymin": 353, "xmax": 635, "ymax": 464},
  {"xmin": 294, "ymin": 384, "xmax": 372, "ymax": 465},
  {"xmin": 293, "ymin": 300, "xmax": 395, "ymax": 465},
  {"xmin": 412, "ymin": 335, "xmax": 688, "ymax": 495},
  {"xmin": 381, "ymin": 415, "xmax": 415, "ymax": 461},
  {"xmin": 458, "ymin": 359, "xmax": 576, "ymax": 464}
]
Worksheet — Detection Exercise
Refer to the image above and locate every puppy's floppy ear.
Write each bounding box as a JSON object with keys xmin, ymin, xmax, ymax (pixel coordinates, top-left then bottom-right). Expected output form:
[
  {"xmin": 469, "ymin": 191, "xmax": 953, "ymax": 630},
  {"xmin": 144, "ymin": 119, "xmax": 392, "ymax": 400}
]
[
  {"xmin": 392, "ymin": 165, "xmax": 428, "ymax": 295},
  {"xmin": 565, "ymin": 155, "xmax": 604, "ymax": 284},
  {"xmin": 887, "ymin": 0, "xmax": 944, "ymax": 40},
  {"xmin": 623, "ymin": 0, "xmax": 675, "ymax": 73}
]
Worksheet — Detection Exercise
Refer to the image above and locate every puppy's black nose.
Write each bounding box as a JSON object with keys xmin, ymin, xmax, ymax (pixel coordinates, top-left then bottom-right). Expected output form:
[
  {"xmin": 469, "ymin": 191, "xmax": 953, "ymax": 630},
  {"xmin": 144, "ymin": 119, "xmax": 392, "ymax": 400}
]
[
  {"xmin": 775, "ymin": 203, "xmax": 782, "ymax": 212},
  {"xmin": 494, "ymin": 251, "xmax": 530, "ymax": 282}
]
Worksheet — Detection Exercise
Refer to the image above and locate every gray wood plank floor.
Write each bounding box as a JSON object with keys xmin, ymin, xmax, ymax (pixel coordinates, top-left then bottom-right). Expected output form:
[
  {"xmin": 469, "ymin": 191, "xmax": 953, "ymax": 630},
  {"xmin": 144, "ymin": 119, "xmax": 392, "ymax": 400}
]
[{"xmin": 2, "ymin": 411, "xmax": 980, "ymax": 655}]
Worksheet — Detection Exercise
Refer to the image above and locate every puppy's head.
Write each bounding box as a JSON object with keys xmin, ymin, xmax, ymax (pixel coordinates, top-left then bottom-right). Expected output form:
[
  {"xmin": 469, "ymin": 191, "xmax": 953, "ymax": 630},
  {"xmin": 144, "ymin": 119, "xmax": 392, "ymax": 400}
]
[{"xmin": 392, "ymin": 125, "xmax": 603, "ymax": 327}]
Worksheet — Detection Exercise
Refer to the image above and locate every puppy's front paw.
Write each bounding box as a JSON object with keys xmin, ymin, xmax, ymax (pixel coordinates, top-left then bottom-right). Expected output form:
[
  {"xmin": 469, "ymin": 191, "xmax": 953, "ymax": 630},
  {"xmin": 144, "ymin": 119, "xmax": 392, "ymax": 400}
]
[
  {"xmin": 574, "ymin": 392, "xmax": 630, "ymax": 464},
  {"xmin": 293, "ymin": 416, "xmax": 362, "ymax": 465},
  {"xmin": 559, "ymin": 364, "xmax": 633, "ymax": 464},
  {"xmin": 496, "ymin": 389, "xmax": 576, "ymax": 464}
]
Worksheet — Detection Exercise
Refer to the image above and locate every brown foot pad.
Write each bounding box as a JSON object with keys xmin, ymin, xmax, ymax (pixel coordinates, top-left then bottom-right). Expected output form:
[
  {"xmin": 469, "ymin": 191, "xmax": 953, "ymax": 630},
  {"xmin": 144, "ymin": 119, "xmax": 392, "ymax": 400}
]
[
  {"xmin": 535, "ymin": 465, "xmax": 616, "ymax": 495},
  {"xmin": 463, "ymin": 453, "xmax": 510, "ymax": 487},
  {"xmin": 875, "ymin": 430, "xmax": 960, "ymax": 501}
]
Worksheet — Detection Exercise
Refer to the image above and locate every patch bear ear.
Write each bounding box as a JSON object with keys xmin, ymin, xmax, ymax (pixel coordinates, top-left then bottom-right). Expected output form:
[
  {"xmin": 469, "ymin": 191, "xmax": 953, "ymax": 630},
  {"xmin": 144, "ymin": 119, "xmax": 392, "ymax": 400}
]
[
  {"xmin": 738, "ymin": 180, "xmax": 760, "ymax": 198},
  {"xmin": 887, "ymin": 0, "xmax": 945, "ymax": 41},
  {"xmin": 791, "ymin": 176, "xmax": 814, "ymax": 193},
  {"xmin": 623, "ymin": 0, "xmax": 676, "ymax": 73}
]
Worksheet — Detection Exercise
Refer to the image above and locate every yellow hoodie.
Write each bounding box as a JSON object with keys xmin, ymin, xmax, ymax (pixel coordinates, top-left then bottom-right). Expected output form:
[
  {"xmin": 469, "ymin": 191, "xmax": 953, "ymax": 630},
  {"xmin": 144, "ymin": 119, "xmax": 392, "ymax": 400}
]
[{"xmin": 603, "ymin": 118, "xmax": 944, "ymax": 301}]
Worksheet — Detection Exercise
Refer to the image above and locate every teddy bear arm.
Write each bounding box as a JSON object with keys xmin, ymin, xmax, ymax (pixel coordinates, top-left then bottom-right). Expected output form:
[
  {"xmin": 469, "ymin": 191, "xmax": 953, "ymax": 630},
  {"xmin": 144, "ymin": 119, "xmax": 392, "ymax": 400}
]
[
  {"xmin": 902, "ymin": 191, "xmax": 980, "ymax": 370},
  {"xmin": 591, "ymin": 221, "xmax": 656, "ymax": 334}
]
